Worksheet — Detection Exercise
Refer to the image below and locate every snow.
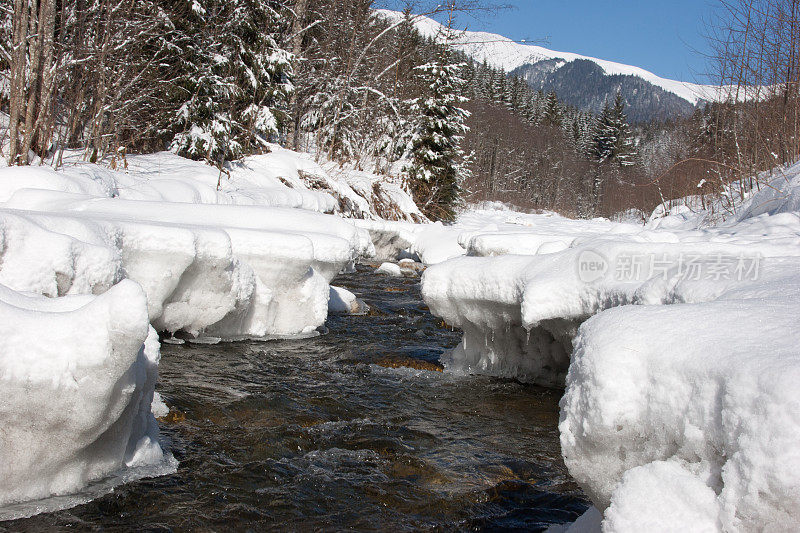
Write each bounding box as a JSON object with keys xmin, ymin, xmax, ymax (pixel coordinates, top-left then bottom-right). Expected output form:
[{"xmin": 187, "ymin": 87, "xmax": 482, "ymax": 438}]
[
  {"xmin": 351, "ymin": 219, "xmax": 418, "ymax": 261},
  {"xmin": 0, "ymin": 146, "xmax": 422, "ymax": 222},
  {"xmin": 380, "ymin": 204, "xmax": 609, "ymax": 265},
  {"xmin": 646, "ymin": 161, "xmax": 800, "ymax": 230},
  {"xmin": 419, "ymin": 163, "xmax": 800, "ymax": 530},
  {"xmin": 0, "ymin": 145, "xmax": 406, "ymax": 516},
  {"xmin": 423, "ymin": 214, "xmax": 800, "ymax": 383},
  {"xmin": 738, "ymin": 160, "xmax": 800, "ymax": 220},
  {"xmin": 602, "ymin": 462, "xmax": 720, "ymax": 532},
  {"xmin": 320, "ymin": 161, "xmax": 426, "ymax": 223},
  {"xmin": 375, "ymin": 262, "xmax": 403, "ymax": 277},
  {"xmin": 561, "ymin": 266, "xmax": 800, "ymax": 530},
  {"xmin": 411, "ymin": 223, "xmax": 465, "ymax": 264},
  {"xmin": 0, "ymin": 281, "xmax": 176, "ymax": 519},
  {"xmin": 375, "ymin": 10, "xmax": 725, "ymax": 106},
  {"xmin": 0, "ymin": 160, "xmax": 380, "ymax": 339},
  {"xmin": 0, "ymin": 209, "xmax": 121, "ymax": 297},
  {"xmin": 121, "ymin": 146, "xmax": 423, "ymax": 222},
  {"xmin": 328, "ymin": 285, "xmax": 367, "ymax": 315}
]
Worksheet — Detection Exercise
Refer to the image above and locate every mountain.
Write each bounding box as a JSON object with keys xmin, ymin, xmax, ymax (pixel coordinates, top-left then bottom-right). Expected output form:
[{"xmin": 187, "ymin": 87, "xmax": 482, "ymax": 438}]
[
  {"xmin": 375, "ymin": 10, "xmax": 726, "ymax": 122},
  {"xmin": 510, "ymin": 59, "xmax": 698, "ymax": 123}
]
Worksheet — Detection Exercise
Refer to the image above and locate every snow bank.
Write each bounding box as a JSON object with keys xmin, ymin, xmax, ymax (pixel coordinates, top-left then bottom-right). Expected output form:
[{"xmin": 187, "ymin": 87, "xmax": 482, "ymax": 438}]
[
  {"xmin": 0, "ymin": 149, "xmax": 382, "ymax": 340},
  {"xmin": 0, "ymin": 190, "xmax": 374, "ymax": 339},
  {"xmin": 646, "ymin": 161, "xmax": 800, "ymax": 230},
  {"xmin": 422, "ymin": 174, "xmax": 800, "ymax": 529},
  {"xmin": 320, "ymin": 161, "xmax": 426, "ymax": 223},
  {"xmin": 350, "ymin": 219, "xmax": 418, "ymax": 261},
  {"xmin": 0, "ymin": 165, "xmax": 117, "ymax": 202},
  {"xmin": 397, "ymin": 205, "xmax": 584, "ymax": 265},
  {"xmin": 561, "ymin": 260, "xmax": 800, "ymax": 530},
  {"xmin": 0, "ymin": 146, "xmax": 423, "ymax": 223},
  {"xmin": 423, "ymin": 211, "xmax": 800, "ymax": 385},
  {"xmin": 411, "ymin": 224, "xmax": 466, "ymax": 264},
  {"xmin": 422, "ymin": 254, "xmax": 576, "ymax": 386},
  {"xmin": 738, "ymin": 160, "xmax": 800, "ymax": 220},
  {"xmin": 0, "ymin": 281, "xmax": 175, "ymax": 519}
]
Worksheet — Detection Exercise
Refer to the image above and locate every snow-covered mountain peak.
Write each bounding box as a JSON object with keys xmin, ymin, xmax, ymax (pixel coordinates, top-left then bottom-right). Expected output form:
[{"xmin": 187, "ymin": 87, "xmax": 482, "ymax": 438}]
[{"xmin": 375, "ymin": 9, "xmax": 724, "ymax": 105}]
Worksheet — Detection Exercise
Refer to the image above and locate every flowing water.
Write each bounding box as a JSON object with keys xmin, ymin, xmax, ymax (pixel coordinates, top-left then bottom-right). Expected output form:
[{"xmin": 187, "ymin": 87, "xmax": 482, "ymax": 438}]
[{"xmin": 2, "ymin": 265, "xmax": 589, "ymax": 532}]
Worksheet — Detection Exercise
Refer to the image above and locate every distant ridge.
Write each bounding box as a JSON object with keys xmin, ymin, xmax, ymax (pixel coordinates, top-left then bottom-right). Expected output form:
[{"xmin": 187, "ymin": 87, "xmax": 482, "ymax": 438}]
[{"xmin": 376, "ymin": 9, "xmax": 729, "ymax": 121}]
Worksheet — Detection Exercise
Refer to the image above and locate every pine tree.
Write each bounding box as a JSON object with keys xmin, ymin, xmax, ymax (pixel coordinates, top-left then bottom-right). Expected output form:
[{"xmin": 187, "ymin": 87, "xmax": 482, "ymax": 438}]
[
  {"xmin": 405, "ymin": 32, "xmax": 471, "ymax": 222},
  {"xmin": 490, "ymin": 69, "xmax": 507, "ymax": 104},
  {"xmin": 584, "ymin": 92, "xmax": 638, "ymax": 216}
]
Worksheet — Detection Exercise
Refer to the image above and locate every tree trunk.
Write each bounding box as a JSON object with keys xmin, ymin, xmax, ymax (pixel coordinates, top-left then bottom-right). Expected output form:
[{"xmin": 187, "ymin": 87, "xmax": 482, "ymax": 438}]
[{"xmin": 8, "ymin": 0, "xmax": 30, "ymax": 164}]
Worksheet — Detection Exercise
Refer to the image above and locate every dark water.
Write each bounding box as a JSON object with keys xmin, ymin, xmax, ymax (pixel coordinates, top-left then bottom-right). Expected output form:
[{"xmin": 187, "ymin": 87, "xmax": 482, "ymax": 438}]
[{"xmin": 3, "ymin": 265, "xmax": 588, "ymax": 532}]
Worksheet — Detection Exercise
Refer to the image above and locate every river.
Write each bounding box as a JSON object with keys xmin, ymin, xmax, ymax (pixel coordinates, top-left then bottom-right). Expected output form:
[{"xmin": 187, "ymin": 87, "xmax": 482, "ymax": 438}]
[{"xmin": 2, "ymin": 264, "xmax": 588, "ymax": 531}]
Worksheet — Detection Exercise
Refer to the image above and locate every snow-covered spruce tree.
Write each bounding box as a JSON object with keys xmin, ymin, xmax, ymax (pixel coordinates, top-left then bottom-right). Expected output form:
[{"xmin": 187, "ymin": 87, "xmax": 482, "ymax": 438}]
[
  {"xmin": 405, "ymin": 26, "xmax": 471, "ymax": 222},
  {"xmin": 584, "ymin": 92, "xmax": 637, "ymax": 215},
  {"xmin": 588, "ymin": 92, "xmax": 637, "ymax": 166},
  {"xmin": 171, "ymin": 0, "xmax": 293, "ymax": 167}
]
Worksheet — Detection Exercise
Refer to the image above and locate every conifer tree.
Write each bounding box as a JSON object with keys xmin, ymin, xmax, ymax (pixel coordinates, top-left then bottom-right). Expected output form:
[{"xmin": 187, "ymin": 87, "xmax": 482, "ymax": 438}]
[
  {"xmin": 405, "ymin": 22, "xmax": 471, "ymax": 222},
  {"xmin": 491, "ymin": 69, "xmax": 507, "ymax": 103},
  {"xmin": 171, "ymin": 0, "xmax": 293, "ymax": 166},
  {"xmin": 543, "ymin": 91, "xmax": 562, "ymax": 128},
  {"xmin": 588, "ymin": 92, "xmax": 636, "ymax": 166},
  {"xmin": 584, "ymin": 92, "xmax": 638, "ymax": 216}
]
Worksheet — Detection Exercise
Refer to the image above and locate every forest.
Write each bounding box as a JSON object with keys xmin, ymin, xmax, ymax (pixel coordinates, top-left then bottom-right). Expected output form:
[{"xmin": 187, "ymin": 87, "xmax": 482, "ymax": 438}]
[{"xmin": 1, "ymin": 0, "xmax": 798, "ymax": 222}]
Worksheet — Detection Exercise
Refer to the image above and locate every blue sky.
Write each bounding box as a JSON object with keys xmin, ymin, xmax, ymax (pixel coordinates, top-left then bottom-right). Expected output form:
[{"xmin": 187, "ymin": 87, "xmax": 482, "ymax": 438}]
[
  {"xmin": 381, "ymin": 1, "xmax": 720, "ymax": 84},
  {"xmin": 467, "ymin": 1, "xmax": 719, "ymax": 83}
]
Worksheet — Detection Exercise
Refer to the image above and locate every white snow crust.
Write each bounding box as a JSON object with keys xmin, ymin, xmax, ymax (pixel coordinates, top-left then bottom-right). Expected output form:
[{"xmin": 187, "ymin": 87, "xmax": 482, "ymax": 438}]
[{"xmin": 0, "ymin": 173, "xmax": 376, "ymax": 339}]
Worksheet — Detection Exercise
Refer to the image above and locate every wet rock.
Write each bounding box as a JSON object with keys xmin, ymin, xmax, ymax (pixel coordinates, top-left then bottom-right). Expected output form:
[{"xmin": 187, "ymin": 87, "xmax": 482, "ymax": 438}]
[{"xmin": 375, "ymin": 356, "xmax": 444, "ymax": 373}]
